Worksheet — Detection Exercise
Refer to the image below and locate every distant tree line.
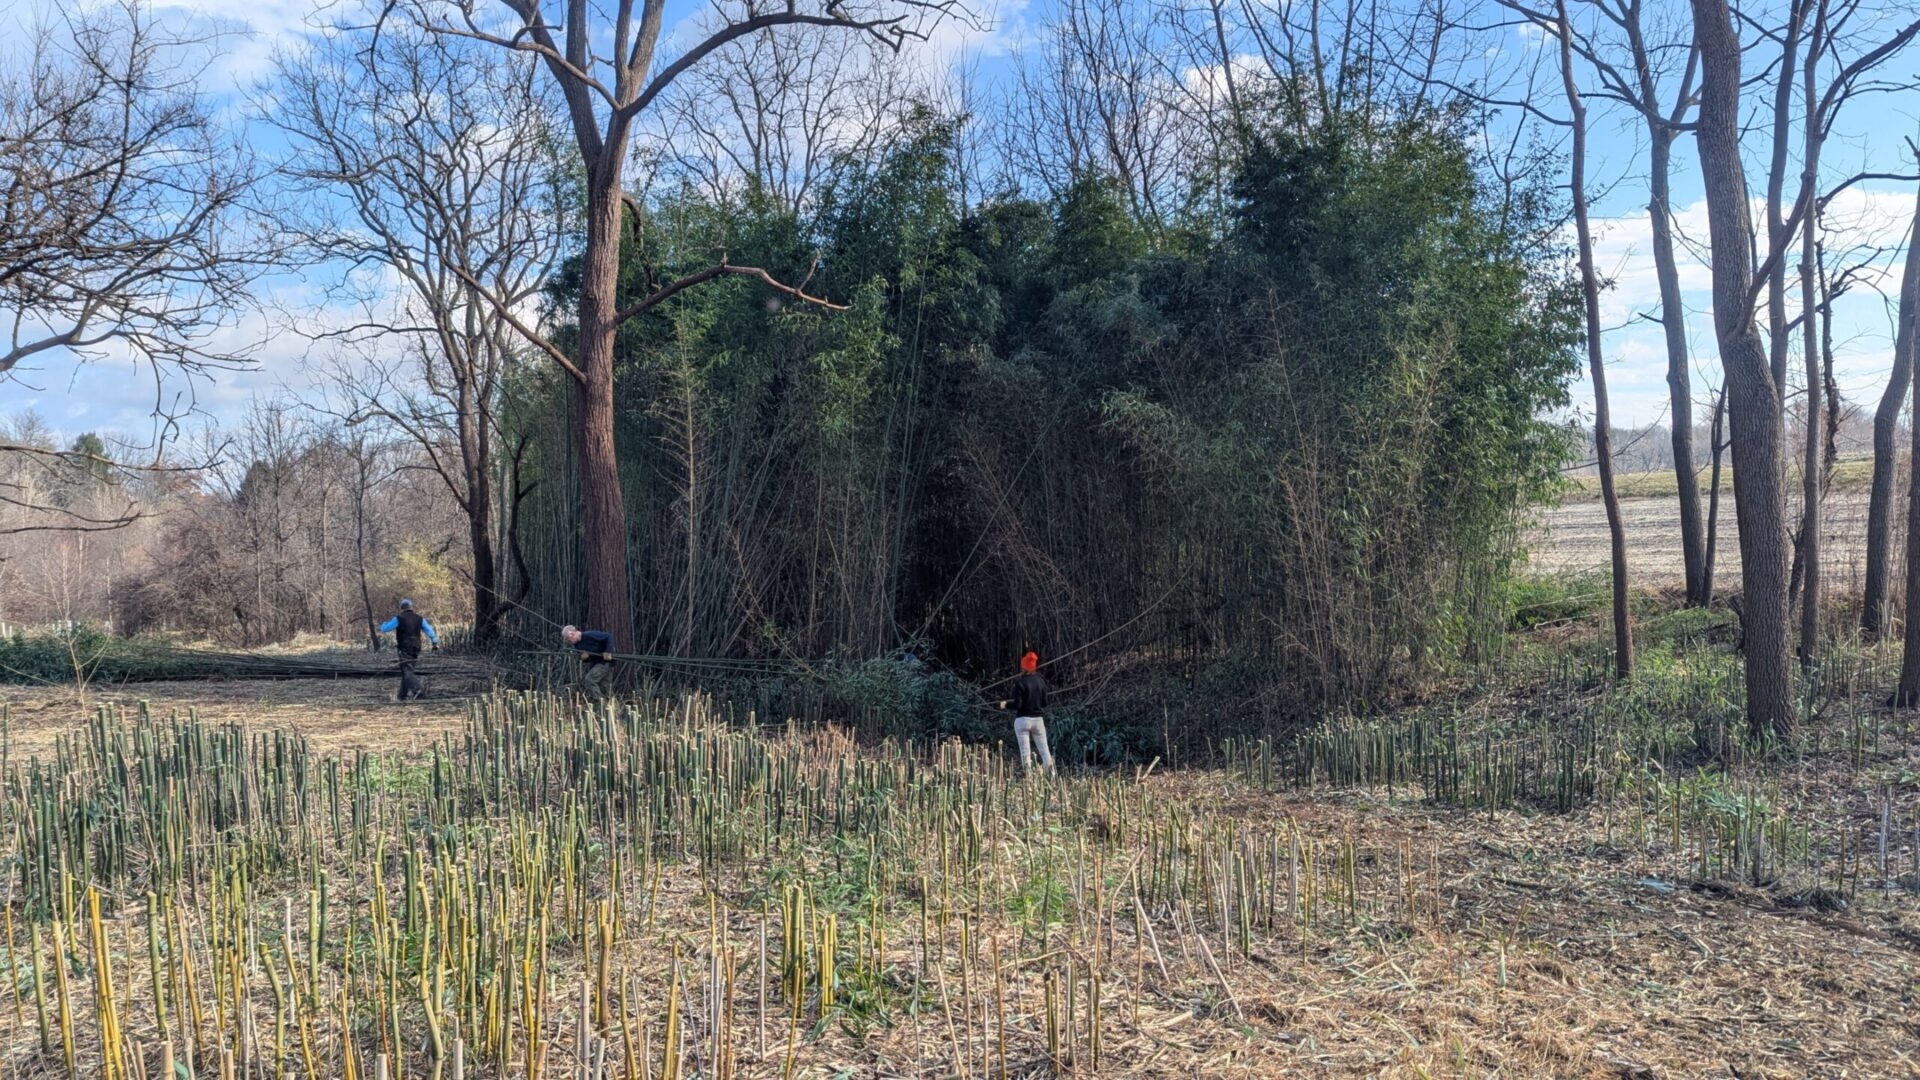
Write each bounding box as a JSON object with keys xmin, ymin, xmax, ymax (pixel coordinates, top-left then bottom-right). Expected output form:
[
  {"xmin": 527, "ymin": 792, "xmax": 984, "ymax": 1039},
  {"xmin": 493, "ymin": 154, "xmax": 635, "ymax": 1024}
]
[
  {"xmin": 1581, "ymin": 405, "xmax": 1876, "ymax": 475},
  {"xmin": 0, "ymin": 406, "xmax": 467, "ymax": 648}
]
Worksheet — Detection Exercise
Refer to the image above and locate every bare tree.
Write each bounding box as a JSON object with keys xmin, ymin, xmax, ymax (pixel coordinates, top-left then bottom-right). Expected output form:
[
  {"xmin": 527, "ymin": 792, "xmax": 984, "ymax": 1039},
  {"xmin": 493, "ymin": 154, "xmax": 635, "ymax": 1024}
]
[
  {"xmin": 341, "ymin": 430, "xmax": 401, "ymax": 651},
  {"xmin": 1689, "ymin": 0, "xmax": 1794, "ymax": 738},
  {"xmin": 1901, "ymin": 332, "xmax": 1920, "ymax": 700},
  {"xmin": 1690, "ymin": 0, "xmax": 1920, "ymax": 730},
  {"xmin": 1773, "ymin": 0, "xmax": 1919, "ymax": 664},
  {"xmin": 1553, "ymin": 0, "xmax": 1706, "ymax": 605},
  {"xmin": 403, "ymin": 0, "xmax": 966, "ymax": 651},
  {"xmin": 1703, "ymin": 385, "xmax": 1727, "ymax": 601},
  {"xmin": 1762, "ymin": 0, "xmax": 1813, "ymax": 402},
  {"xmin": 1487, "ymin": 0, "xmax": 1632, "ymax": 672},
  {"xmin": 1550, "ymin": 0, "xmax": 1632, "ymax": 675},
  {"xmin": 127, "ymin": 404, "xmax": 464, "ymax": 646},
  {"xmin": 269, "ymin": 23, "xmax": 567, "ymax": 647},
  {"xmin": 0, "ymin": 423, "xmax": 157, "ymax": 639},
  {"xmin": 1794, "ymin": 1, "xmax": 1830, "ymax": 668},
  {"xmin": 643, "ymin": 18, "xmax": 920, "ymax": 210},
  {"xmin": 997, "ymin": 0, "xmax": 1196, "ymax": 223},
  {"xmin": 0, "ymin": 0, "xmax": 260, "ymax": 382},
  {"xmin": 0, "ymin": 439, "xmax": 142, "ymax": 536},
  {"xmin": 1864, "ymin": 175, "xmax": 1920, "ymax": 637}
]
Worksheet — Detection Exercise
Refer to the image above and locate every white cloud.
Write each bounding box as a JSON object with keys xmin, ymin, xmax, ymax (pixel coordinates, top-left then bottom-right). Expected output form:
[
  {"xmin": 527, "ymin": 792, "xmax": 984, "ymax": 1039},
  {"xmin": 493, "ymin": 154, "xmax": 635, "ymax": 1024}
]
[
  {"xmin": 13, "ymin": 268, "xmax": 414, "ymax": 444},
  {"xmin": 1178, "ymin": 52, "xmax": 1271, "ymax": 110},
  {"xmin": 922, "ymin": 0, "xmax": 1031, "ymax": 67},
  {"xmin": 1569, "ymin": 187, "xmax": 1916, "ymax": 426},
  {"xmin": 149, "ymin": 0, "xmax": 324, "ymax": 90}
]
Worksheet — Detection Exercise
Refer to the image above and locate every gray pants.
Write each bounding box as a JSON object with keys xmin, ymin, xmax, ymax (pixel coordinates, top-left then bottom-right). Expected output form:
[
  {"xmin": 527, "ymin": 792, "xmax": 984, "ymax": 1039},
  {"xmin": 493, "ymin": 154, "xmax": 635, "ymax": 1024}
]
[
  {"xmin": 579, "ymin": 663, "xmax": 613, "ymax": 700},
  {"xmin": 1014, "ymin": 716, "xmax": 1054, "ymax": 774},
  {"xmin": 397, "ymin": 661, "xmax": 424, "ymax": 701}
]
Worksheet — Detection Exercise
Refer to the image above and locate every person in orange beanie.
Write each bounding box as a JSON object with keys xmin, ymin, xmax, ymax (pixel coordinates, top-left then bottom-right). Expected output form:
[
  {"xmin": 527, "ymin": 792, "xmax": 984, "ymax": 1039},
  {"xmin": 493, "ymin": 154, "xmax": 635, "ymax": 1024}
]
[{"xmin": 997, "ymin": 648, "xmax": 1054, "ymax": 775}]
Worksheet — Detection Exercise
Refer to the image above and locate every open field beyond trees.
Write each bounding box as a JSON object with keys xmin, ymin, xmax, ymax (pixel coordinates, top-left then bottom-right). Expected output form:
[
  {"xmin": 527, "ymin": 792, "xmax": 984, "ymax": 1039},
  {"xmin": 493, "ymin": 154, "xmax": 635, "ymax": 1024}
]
[
  {"xmin": 1, "ymin": 610, "xmax": 1916, "ymax": 1080},
  {"xmin": 1532, "ymin": 466, "xmax": 1891, "ymax": 590},
  {"xmin": 1559, "ymin": 458, "xmax": 1877, "ymax": 504}
]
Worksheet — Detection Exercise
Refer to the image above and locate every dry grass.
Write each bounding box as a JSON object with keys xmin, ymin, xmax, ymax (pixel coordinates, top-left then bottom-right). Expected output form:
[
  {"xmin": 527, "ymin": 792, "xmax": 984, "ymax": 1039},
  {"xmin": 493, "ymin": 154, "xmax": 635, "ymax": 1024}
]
[
  {"xmin": 1561, "ymin": 456, "xmax": 1876, "ymax": 503},
  {"xmin": 0, "ymin": 673, "xmax": 482, "ymax": 759},
  {"xmin": 1528, "ymin": 481, "xmax": 1883, "ymax": 588},
  {"xmin": 1, "ymin": 673, "xmax": 1914, "ymax": 1079}
]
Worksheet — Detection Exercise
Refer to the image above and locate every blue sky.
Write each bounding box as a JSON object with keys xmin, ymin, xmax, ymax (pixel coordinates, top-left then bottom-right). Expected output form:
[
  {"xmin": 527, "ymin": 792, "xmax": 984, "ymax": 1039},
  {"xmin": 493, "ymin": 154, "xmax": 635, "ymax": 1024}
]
[{"xmin": 7, "ymin": 0, "xmax": 1920, "ymax": 448}]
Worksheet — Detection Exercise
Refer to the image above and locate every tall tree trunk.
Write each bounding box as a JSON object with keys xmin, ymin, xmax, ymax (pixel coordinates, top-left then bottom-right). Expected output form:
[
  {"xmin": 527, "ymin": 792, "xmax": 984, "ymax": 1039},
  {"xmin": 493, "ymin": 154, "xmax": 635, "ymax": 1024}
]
[
  {"xmin": 1795, "ymin": 0, "xmax": 1829, "ymax": 669},
  {"xmin": 1704, "ymin": 387, "xmax": 1727, "ymax": 603},
  {"xmin": 1649, "ymin": 129, "xmax": 1708, "ymax": 605},
  {"xmin": 1898, "ymin": 353, "xmax": 1920, "ymax": 703},
  {"xmin": 458, "ymin": 369, "xmax": 504, "ymax": 648},
  {"xmin": 576, "ymin": 178, "xmax": 635, "ymax": 652},
  {"xmin": 354, "ymin": 450, "xmax": 379, "ymax": 652},
  {"xmin": 1764, "ymin": 0, "xmax": 1809, "ymax": 396},
  {"xmin": 1820, "ymin": 262, "xmax": 1840, "ymax": 487},
  {"xmin": 1797, "ymin": 210, "xmax": 1821, "ymax": 667},
  {"xmin": 1789, "ymin": 0, "xmax": 1820, "ymax": 664},
  {"xmin": 470, "ymin": 469, "xmax": 500, "ymax": 648},
  {"xmin": 1691, "ymin": 0, "xmax": 1794, "ymax": 740},
  {"xmin": 1862, "ymin": 182, "xmax": 1920, "ymax": 637},
  {"xmin": 1558, "ymin": 0, "xmax": 1632, "ymax": 676}
]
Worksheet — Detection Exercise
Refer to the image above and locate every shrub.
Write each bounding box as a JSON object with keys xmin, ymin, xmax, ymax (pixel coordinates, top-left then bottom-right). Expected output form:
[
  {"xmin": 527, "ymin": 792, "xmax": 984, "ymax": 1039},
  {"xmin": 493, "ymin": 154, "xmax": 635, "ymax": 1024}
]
[{"xmin": 813, "ymin": 657, "xmax": 989, "ymax": 742}]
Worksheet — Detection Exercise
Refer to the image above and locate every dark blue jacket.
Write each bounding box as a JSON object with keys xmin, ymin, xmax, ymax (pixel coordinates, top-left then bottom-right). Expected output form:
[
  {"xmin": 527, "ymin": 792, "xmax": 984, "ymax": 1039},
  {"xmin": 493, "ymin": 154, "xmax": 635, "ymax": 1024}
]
[{"xmin": 574, "ymin": 630, "xmax": 614, "ymax": 664}]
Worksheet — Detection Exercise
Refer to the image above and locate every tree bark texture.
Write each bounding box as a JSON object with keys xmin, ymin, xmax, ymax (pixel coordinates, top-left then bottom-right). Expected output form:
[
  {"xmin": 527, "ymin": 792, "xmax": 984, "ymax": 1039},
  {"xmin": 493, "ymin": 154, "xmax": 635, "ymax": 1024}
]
[
  {"xmin": 1797, "ymin": 209, "xmax": 1820, "ymax": 667},
  {"xmin": 1704, "ymin": 388, "xmax": 1727, "ymax": 604},
  {"xmin": 1794, "ymin": 0, "xmax": 1827, "ymax": 669},
  {"xmin": 576, "ymin": 178, "xmax": 635, "ymax": 651},
  {"xmin": 1863, "ymin": 182, "xmax": 1920, "ymax": 637},
  {"xmin": 1764, "ymin": 0, "xmax": 1808, "ymax": 397},
  {"xmin": 1899, "ymin": 343, "xmax": 1920, "ymax": 703},
  {"xmin": 1691, "ymin": 0, "xmax": 1794, "ymax": 739},
  {"xmin": 1649, "ymin": 130, "xmax": 1708, "ymax": 605}
]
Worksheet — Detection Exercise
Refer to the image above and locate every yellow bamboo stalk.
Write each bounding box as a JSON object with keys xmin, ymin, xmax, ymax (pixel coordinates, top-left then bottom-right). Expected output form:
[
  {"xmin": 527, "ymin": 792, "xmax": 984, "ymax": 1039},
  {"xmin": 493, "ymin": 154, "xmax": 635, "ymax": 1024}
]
[
  {"xmin": 53, "ymin": 918, "xmax": 77, "ymax": 1080},
  {"xmin": 29, "ymin": 922, "xmax": 50, "ymax": 1054},
  {"xmin": 661, "ymin": 951, "xmax": 681, "ymax": 1080},
  {"xmin": 92, "ymin": 890, "xmax": 127, "ymax": 1080}
]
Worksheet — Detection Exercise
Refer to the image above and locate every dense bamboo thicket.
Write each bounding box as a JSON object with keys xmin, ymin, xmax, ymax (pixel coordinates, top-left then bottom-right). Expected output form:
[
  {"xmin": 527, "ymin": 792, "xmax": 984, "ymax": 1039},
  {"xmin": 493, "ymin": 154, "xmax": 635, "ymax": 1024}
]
[{"xmin": 508, "ymin": 109, "xmax": 1580, "ymax": 722}]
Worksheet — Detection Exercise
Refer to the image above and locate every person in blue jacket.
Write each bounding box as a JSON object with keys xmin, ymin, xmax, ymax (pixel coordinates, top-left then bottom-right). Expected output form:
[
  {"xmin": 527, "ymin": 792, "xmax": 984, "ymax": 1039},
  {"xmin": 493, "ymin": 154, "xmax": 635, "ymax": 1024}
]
[
  {"xmin": 561, "ymin": 625, "xmax": 616, "ymax": 699},
  {"xmin": 379, "ymin": 598, "xmax": 440, "ymax": 661}
]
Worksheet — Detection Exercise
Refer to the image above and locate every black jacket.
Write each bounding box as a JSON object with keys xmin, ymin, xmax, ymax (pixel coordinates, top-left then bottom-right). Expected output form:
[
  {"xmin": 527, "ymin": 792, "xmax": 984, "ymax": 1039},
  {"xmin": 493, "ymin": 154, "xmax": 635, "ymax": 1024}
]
[
  {"xmin": 1009, "ymin": 672, "xmax": 1048, "ymax": 717},
  {"xmin": 394, "ymin": 610, "xmax": 425, "ymax": 652}
]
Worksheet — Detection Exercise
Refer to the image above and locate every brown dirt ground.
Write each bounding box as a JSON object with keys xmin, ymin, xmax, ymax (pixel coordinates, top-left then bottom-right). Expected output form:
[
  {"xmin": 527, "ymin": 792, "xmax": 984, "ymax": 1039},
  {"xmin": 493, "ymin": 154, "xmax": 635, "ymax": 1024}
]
[
  {"xmin": 0, "ymin": 673, "xmax": 484, "ymax": 760},
  {"xmin": 1528, "ymin": 486, "xmax": 1889, "ymax": 589},
  {"xmin": 1, "ymin": 678, "xmax": 1916, "ymax": 1077}
]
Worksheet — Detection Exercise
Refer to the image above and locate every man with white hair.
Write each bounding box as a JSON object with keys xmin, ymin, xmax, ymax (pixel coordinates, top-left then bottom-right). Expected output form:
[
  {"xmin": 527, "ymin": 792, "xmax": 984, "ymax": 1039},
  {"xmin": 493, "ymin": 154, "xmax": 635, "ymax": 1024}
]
[{"xmin": 560, "ymin": 625, "xmax": 616, "ymax": 700}]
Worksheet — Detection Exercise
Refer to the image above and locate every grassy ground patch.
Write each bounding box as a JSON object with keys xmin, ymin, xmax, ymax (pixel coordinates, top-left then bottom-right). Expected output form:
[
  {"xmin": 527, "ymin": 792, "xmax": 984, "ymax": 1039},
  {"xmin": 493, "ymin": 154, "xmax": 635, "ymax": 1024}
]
[{"xmin": 1, "ymin": 610, "xmax": 1914, "ymax": 1078}]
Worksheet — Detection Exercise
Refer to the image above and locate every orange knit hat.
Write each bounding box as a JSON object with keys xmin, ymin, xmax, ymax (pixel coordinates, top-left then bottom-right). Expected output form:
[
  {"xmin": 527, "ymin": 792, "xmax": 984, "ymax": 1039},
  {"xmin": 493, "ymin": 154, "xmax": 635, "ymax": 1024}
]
[{"xmin": 1020, "ymin": 650, "xmax": 1039, "ymax": 673}]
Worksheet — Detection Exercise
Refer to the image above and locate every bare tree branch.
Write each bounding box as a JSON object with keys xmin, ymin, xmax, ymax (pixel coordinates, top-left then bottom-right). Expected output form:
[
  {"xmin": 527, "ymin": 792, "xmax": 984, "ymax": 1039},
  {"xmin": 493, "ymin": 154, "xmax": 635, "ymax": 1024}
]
[
  {"xmin": 0, "ymin": 0, "xmax": 265, "ymax": 384},
  {"xmin": 612, "ymin": 259, "xmax": 849, "ymax": 326}
]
